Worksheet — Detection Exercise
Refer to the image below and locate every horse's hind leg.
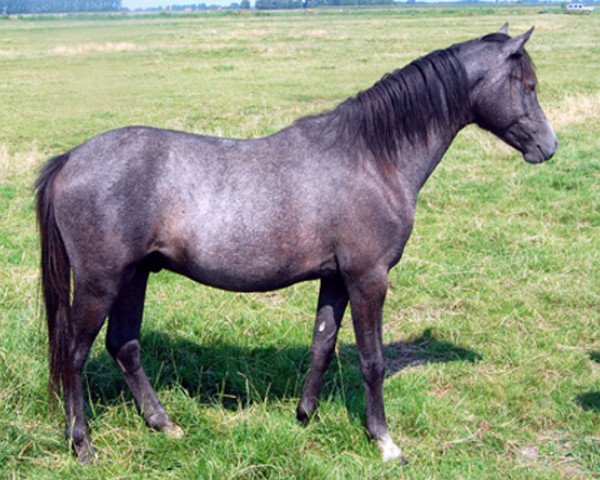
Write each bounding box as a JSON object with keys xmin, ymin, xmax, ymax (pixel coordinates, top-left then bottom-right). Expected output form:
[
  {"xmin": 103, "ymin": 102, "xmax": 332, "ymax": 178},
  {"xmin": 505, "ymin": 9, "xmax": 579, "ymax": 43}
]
[
  {"xmin": 65, "ymin": 277, "xmax": 117, "ymax": 463},
  {"xmin": 297, "ymin": 276, "xmax": 348, "ymax": 424},
  {"xmin": 105, "ymin": 266, "xmax": 183, "ymax": 438}
]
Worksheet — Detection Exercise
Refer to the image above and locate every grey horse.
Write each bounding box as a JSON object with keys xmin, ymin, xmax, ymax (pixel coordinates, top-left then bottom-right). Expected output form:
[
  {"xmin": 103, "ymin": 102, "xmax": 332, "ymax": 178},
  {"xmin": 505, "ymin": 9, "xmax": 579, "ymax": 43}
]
[{"xmin": 36, "ymin": 24, "xmax": 557, "ymax": 463}]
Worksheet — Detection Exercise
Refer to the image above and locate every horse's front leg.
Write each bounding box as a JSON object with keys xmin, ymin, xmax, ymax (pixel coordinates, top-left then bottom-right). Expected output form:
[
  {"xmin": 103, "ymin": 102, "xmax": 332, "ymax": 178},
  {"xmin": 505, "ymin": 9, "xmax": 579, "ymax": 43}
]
[
  {"xmin": 297, "ymin": 276, "xmax": 348, "ymax": 424},
  {"xmin": 346, "ymin": 267, "xmax": 405, "ymax": 463}
]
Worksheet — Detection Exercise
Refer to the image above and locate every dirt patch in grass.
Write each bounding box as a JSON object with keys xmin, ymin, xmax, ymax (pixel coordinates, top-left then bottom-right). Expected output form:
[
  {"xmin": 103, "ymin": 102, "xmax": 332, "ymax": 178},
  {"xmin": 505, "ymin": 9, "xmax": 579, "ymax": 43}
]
[
  {"xmin": 0, "ymin": 144, "xmax": 41, "ymax": 183},
  {"xmin": 549, "ymin": 91, "xmax": 600, "ymax": 130},
  {"xmin": 51, "ymin": 42, "xmax": 137, "ymax": 56}
]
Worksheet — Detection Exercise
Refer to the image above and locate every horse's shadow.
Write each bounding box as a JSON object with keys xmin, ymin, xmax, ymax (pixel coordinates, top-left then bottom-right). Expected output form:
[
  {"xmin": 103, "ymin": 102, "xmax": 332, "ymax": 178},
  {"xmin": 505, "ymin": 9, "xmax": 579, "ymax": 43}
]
[
  {"xmin": 574, "ymin": 351, "xmax": 600, "ymax": 413},
  {"xmin": 85, "ymin": 327, "xmax": 481, "ymax": 418}
]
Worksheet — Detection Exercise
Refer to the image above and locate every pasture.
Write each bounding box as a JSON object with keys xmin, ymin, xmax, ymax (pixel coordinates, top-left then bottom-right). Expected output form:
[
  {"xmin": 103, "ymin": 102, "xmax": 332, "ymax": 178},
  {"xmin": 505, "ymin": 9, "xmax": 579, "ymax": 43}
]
[{"xmin": 0, "ymin": 6, "xmax": 598, "ymax": 478}]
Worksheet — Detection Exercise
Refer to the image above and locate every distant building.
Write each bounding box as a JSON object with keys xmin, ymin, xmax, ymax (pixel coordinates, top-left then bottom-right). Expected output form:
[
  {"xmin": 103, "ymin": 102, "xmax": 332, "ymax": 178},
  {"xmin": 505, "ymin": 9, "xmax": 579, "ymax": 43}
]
[{"xmin": 565, "ymin": 3, "xmax": 595, "ymax": 13}]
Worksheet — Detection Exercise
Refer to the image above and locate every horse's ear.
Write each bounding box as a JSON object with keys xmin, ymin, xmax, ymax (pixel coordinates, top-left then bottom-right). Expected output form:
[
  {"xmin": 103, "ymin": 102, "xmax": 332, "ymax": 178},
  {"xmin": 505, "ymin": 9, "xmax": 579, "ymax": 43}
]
[
  {"xmin": 503, "ymin": 26, "xmax": 534, "ymax": 55},
  {"xmin": 499, "ymin": 23, "xmax": 509, "ymax": 35}
]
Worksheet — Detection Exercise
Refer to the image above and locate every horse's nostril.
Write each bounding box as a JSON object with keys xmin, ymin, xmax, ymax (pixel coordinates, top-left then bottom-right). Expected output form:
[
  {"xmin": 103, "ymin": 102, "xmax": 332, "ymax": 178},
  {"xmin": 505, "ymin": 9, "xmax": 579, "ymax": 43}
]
[{"xmin": 546, "ymin": 143, "xmax": 557, "ymax": 160}]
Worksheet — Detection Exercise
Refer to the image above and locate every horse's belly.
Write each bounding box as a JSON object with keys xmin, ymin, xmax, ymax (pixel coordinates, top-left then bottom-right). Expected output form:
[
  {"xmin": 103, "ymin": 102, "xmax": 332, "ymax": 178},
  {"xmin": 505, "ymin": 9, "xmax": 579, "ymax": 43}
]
[
  {"xmin": 164, "ymin": 234, "xmax": 335, "ymax": 292},
  {"xmin": 172, "ymin": 251, "xmax": 332, "ymax": 292}
]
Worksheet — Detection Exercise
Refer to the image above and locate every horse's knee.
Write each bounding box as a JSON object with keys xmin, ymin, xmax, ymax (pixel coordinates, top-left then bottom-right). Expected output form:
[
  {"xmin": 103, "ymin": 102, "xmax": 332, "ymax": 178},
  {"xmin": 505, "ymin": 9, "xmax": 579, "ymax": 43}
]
[{"xmin": 360, "ymin": 356, "xmax": 385, "ymax": 385}]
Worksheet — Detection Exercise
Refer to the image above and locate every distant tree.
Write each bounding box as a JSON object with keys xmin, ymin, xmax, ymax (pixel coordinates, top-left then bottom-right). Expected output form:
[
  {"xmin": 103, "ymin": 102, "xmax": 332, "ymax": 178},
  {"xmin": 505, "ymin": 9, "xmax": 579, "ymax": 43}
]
[
  {"xmin": 256, "ymin": 0, "xmax": 391, "ymax": 8},
  {"xmin": 239, "ymin": 0, "xmax": 251, "ymax": 8},
  {"xmin": 255, "ymin": 0, "xmax": 302, "ymax": 8}
]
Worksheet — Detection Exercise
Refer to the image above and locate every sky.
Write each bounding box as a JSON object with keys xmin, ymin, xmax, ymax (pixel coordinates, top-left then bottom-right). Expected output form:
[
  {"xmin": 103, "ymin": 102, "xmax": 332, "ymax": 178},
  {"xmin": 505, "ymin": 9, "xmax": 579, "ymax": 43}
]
[
  {"xmin": 121, "ymin": 0, "xmax": 548, "ymax": 9},
  {"xmin": 123, "ymin": 0, "xmax": 233, "ymax": 6}
]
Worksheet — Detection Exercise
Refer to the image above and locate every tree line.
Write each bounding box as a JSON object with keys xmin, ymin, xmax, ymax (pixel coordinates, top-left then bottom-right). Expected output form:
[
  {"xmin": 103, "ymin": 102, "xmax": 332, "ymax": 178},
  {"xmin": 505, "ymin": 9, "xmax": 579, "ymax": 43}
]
[
  {"xmin": 159, "ymin": 1, "xmax": 250, "ymax": 10},
  {"xmin": 255, "ymin": 0, "xmax": 394, "ymax": 9},
  {"xmin": 144, "ymin": 0, "xmax": 392, "ymax": 10},
  {"xmin": 0, "ymin": 0, "xmax": 122, "ymax": 14}
]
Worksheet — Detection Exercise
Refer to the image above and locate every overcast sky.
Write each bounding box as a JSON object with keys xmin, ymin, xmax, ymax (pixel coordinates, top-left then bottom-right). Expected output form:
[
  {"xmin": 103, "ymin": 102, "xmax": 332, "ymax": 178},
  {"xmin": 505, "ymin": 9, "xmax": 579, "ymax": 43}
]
[
  {"xmin": 121, "ymin": 0, "xmax": 536, "ymax": 9},
  {"xmin": 122, "ymin": 0, "xmax": 233, "ymax": 7}
]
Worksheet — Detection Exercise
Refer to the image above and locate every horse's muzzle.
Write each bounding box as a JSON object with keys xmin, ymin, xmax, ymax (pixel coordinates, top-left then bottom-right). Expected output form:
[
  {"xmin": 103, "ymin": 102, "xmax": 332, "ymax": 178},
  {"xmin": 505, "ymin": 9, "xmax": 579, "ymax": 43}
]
[
  {"xmin": 524, "ymin": 123, "xmax": 558, "ymax": 164},
  {"xmin": 524, "ymin": 137, "xmax": 558, "ymax": 164}
]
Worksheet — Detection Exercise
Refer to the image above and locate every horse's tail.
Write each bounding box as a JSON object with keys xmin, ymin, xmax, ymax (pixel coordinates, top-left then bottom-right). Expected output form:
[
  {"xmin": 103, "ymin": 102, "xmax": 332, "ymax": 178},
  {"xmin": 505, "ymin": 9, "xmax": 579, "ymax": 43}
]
[{"xmin": 35, "ymin": 152, "xmax": 71, "ymax": 402}]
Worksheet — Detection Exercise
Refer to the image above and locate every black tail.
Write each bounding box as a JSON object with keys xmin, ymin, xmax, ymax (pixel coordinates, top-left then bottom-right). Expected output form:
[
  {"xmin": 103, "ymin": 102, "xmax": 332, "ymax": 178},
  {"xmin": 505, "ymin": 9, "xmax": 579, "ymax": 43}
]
[{"xmin": 35, "ymin": 153, "xmax": 71, "ymax": 401}]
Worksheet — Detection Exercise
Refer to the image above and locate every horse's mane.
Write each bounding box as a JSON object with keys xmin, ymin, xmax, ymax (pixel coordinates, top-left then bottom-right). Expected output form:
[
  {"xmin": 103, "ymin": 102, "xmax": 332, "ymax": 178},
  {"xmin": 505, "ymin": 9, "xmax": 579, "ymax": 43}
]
[
  {"xmin": 295, "ymin": 34, "xmax": 537, "ymax": 167},
  {"xmin": 326, "ymin": 45, "xmax": 471, "ymax": 165}
]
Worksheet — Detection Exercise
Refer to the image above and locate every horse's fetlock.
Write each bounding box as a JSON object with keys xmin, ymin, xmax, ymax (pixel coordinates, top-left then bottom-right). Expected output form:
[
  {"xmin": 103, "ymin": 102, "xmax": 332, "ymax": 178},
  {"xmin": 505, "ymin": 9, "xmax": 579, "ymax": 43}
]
[
  {"xmin": 66, "ymin": 425, "xmax": 88, "ymax": 445},
  {"xmin": 366, "ymin": 421, "xmax": 388, "ymax": 441},
  {"xmin": 146, "ymin": 412, "xmax": 169, "ymax": 429}
]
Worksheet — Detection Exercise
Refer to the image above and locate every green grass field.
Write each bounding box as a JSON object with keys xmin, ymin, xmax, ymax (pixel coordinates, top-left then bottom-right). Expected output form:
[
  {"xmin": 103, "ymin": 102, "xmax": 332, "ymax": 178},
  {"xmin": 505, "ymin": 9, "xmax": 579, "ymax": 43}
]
[{"xmin": 0, "ymin": 6, "xmax": 598, "ymax": 478}]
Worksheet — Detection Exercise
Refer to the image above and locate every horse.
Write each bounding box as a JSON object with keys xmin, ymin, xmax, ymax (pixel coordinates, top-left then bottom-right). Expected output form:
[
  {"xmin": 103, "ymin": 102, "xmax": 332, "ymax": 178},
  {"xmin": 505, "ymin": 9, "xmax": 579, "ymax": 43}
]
[{"xmin": 36, "ymin": 24, "xmax": 557, "ymax": 463}]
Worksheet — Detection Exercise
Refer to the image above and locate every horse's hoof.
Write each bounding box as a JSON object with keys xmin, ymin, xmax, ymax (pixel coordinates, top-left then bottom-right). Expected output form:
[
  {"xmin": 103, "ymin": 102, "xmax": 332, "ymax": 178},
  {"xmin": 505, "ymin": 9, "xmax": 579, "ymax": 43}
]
[
  {"xmin": 147, "ymin": 413, "xmax": 184, "ymax": 439},
  {"xmin": 296, "ymin": 400, "xmax": 317, "ymax": 426},
  {"xmin": 377, "ymin": 434, "xmax": 404, "ymax": 463},
  {"xmin": 296, "ymin": 409, "xmax": 311, "ymax": 426},
  {"xmin": 162, "ymin": 421, "xmax": 184, "ymax": 439},
  {"xmin": 74, "ymin": 440, "xmax": 97, "ymax": 465}
]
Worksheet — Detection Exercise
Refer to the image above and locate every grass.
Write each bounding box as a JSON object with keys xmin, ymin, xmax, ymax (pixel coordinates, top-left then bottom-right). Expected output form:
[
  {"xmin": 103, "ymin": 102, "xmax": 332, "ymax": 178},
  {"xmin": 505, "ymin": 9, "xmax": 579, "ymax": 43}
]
[{"xmin": 0, "ymin": 6, "xmax": 598, "ymax": 479}]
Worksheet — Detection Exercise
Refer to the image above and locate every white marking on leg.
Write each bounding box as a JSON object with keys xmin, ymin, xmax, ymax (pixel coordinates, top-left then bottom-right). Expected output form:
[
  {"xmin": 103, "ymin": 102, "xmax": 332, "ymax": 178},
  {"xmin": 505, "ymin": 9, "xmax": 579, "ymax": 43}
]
[
  {"xmin": 318, "ymin": 321, "xmax": 326, "ymax": 332},
  {"xmin": 377, "ymin": 434, "xmax": 403, "ymax": 462},
  {"xmin": 116, "ymin": 358, "xmax": 126, "ymax": 372}
]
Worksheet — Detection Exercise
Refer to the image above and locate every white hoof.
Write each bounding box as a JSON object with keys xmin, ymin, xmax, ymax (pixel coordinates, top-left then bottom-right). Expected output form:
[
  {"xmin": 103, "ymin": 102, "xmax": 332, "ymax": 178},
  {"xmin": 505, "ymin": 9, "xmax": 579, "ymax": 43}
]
[
  {"xmin": 162, "ymin": 422, "xmax": 185, "ymax": 439},
  {"xmin": 377, "ymin": 434, "xmax": 403, "ymax": 462}
]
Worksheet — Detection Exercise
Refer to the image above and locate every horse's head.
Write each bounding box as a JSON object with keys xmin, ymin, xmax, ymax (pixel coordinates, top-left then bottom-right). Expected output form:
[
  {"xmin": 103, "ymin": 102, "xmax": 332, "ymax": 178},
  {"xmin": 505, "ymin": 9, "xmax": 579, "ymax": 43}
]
[{"xmin": 461, "ymin": 25, "xmax": 558, "ymax": 164}]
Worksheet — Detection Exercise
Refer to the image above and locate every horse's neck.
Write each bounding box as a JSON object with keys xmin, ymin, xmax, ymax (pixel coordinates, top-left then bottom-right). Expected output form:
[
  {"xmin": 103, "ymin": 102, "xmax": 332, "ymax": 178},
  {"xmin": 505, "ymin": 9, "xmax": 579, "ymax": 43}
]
[{"xmin": 394, "ymin": 121, "xmax": 466, "ymax": 200}]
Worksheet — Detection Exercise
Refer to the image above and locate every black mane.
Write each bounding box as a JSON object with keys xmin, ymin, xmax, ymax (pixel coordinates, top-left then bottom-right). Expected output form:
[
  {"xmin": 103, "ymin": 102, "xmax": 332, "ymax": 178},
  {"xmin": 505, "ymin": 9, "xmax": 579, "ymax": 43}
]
[{"xmin": 331, "ymin": 46, "xmax": 470, "ymax": 165}]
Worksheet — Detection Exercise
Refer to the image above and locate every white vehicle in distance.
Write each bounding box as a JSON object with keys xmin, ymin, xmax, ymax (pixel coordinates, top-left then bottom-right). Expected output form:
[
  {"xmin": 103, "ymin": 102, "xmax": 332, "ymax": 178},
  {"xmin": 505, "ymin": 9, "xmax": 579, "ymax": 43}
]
[{"xmin": 565, "ymin": 3, "xmax": 596, "ymax": 13}]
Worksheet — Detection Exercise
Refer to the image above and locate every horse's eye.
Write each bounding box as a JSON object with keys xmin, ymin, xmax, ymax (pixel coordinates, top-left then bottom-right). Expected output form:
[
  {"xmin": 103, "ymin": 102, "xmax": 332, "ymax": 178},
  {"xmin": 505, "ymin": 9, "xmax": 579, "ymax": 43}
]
[{"xmin": 525, "ymin": 78, "xmax": 536, "ymax": 94}]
